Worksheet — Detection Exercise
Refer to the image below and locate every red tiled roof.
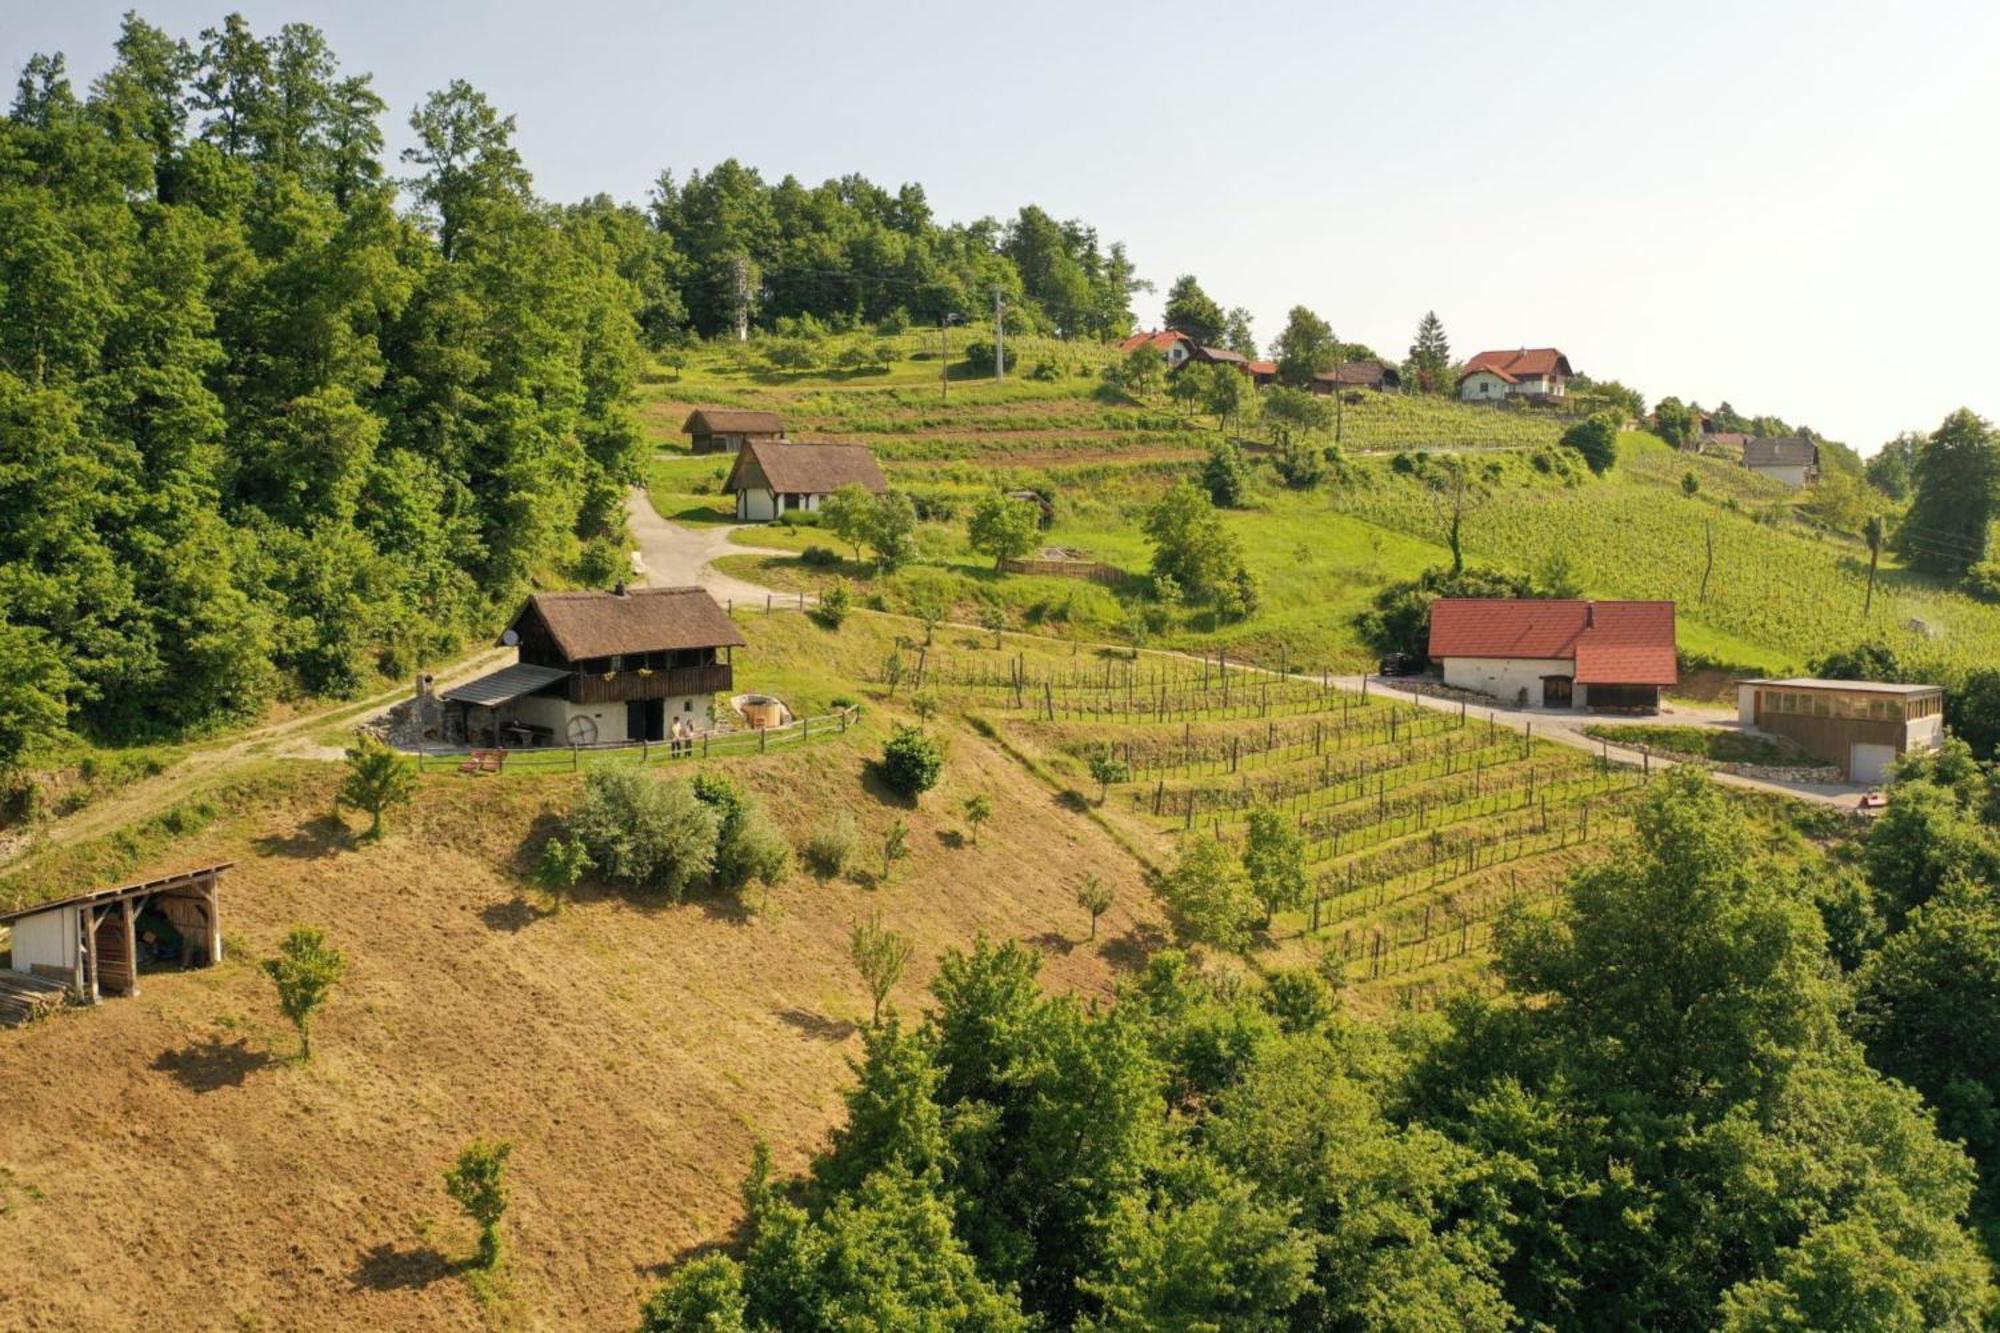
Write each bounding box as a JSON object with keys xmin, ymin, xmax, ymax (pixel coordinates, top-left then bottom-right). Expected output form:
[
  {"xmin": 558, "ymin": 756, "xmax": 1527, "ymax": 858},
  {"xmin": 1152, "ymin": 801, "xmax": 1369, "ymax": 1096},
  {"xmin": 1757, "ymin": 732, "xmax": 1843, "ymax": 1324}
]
[
  {"xmin": 1117, "ymin": 329, "xmax": 1191, "ymax": 354},
  {"xmin": 1247, "ymin": 360, "xmax": 1277, "ymax": 375},
  {"xmin": 1428, "ymin": 599, "xmax": 1676, "ymax": 686},
  {"xmin": 1462, "ymin": 348, "xmax": 1572, "ymax": 381}
]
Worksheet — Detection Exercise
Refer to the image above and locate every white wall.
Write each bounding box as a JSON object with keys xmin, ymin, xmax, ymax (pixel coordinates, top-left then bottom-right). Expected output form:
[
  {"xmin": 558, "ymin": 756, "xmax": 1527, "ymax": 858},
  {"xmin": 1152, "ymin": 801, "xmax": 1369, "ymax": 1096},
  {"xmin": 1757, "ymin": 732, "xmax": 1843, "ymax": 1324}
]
[
  {"xmin": 737, "ymin": 487, "xmax": 777, "ymax": 521},
  {"xmin": 1746, "ymin": 463, "xmax": 1811, "ymax": 488},
  {"xmin": 8, "ymin": 906, "xmax": 78, "ymax": 975},
  {"xmin": 1459, "ymin": 371, "xmax": 1509, "ymax": 401},
  {"xmin": 1439, "ymin": 656, "xmax": 1578, "ymax": 708},
  {"xmin": 1737, "ymin": 682, "xmax": 1759, "ymax": 726},
  {"xmin": 510, "ymin": 692, "xmax": 718, "ymax": 745},
  {"xmin": 1907, "ymin": 714, "xmax": 1944, "ymax": 750}
]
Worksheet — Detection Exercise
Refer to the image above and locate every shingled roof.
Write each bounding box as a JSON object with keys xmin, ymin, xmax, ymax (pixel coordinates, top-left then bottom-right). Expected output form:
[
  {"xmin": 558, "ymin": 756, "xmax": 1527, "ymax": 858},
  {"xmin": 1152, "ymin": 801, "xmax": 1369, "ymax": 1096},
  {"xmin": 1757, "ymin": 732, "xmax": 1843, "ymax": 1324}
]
[
  {"xmin": 682, "ymin": 407, "xmax": 786, "ymax": 436},
  {"xmin": 1741, "ymin": 437, "xmax": 1818, "ymax": 469},
  {"xmin": 1428, "ymin": 599, "xmax": 1677, "ymax": 686},
  {"xmin": 1116, "ymin": 329, "xmax": 1192, "ymax": 355},
  {"xmin": 515, "ymin": 587, "xmax": 745, "ymax": 661},
  {"xmin": 1461, "ymin": 348, "xmax": 1573, "ymax": 383},
  {"xmin": 1314, "ymin": 359, "xmax": 1401, "ymax": 388},
  {"xmin": 726, "ymin": 441, "xmax": 887, "ymax": 496}
]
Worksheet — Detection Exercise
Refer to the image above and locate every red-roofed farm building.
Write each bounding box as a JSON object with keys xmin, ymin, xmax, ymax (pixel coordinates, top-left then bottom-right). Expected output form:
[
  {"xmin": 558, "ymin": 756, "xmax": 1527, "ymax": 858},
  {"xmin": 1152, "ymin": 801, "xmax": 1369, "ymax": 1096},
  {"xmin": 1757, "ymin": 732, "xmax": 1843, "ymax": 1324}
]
[{"xmin": 1427, "ymin": 599, "xmax": 1677, "ymax": 711}]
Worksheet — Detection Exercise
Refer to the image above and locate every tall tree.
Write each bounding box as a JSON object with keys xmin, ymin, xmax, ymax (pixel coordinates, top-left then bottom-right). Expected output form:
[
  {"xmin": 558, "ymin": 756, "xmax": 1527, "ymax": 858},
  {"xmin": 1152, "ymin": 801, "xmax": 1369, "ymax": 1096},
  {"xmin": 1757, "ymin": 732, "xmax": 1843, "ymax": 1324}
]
[
  {"xmin": 1272, "ymin": 305, "xmax": 1337, "ymax": 386},
  {"xmin": 1162, "ymin": 274, "xmax": 1226, "ymax": 347},
  {"xmin": 1406, "ymin": 309, "xmax": 1451, "ymax": 394},
  {"xmin": 401, "ymin": 79, "xmax": 532, "ymax": 261},
  {"xmin": 1895, "ymin": 408, "xmax": 1999, "ymax": 578},
  {"xmin": 1223, "ymin": 305, "xmax": 1257, "ymax": 360}
]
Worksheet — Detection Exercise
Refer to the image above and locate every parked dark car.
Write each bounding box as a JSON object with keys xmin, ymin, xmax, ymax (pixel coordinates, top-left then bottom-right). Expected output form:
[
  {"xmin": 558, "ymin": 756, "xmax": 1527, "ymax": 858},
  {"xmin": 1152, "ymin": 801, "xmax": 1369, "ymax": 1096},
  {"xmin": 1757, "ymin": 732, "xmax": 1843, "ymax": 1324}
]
[{"xmin": 1378, "ymin": 652, "xmax": 1421, "ymax": 677}]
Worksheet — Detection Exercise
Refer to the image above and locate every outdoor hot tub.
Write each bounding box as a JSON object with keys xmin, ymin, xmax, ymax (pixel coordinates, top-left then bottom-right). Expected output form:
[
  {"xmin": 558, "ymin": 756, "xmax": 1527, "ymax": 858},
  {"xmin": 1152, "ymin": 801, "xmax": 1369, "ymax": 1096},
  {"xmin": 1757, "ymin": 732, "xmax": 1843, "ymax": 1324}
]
[{"xmin": 731, "ymin": 693, "xmax": 794, "ymax": 730}]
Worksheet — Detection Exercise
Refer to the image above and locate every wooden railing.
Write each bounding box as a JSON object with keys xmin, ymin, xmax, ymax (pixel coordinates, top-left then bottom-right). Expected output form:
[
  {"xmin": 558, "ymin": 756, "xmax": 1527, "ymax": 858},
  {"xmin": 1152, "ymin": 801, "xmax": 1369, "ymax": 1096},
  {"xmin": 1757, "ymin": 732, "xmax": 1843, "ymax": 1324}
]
[
  {"xmin": 567, "ymin": 663, "xmax": 732, "ymax": 705},
  {"xmin": 419, "ymin": 705, "xmax": 862, "ymax": 773}
]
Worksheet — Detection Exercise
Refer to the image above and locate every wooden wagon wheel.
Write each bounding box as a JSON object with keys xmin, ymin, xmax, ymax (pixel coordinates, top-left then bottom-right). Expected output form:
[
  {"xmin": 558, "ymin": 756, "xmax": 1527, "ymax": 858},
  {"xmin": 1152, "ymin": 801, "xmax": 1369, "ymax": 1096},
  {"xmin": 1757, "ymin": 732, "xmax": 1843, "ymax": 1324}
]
[{"xmin": 566, "ymin": 715, "xmax": 598, "ymax": 746}]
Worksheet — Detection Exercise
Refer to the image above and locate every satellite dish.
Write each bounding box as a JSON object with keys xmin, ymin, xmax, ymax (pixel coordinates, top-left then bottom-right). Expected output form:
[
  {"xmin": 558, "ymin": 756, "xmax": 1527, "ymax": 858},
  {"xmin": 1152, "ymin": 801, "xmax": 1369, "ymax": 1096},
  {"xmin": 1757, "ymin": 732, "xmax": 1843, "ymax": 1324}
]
[{"xmin": 501, "ymin": 629, "xmax": 520, "ymax": 646}]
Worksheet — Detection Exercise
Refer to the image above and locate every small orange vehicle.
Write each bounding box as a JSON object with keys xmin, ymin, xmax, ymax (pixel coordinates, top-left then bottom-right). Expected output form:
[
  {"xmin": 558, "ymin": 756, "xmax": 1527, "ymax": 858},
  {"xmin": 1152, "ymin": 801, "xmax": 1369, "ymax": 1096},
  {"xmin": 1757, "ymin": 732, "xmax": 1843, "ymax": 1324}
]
[{"xmin": 1858, "ymin": 788, "xmax": 1889, "ymax": 810}]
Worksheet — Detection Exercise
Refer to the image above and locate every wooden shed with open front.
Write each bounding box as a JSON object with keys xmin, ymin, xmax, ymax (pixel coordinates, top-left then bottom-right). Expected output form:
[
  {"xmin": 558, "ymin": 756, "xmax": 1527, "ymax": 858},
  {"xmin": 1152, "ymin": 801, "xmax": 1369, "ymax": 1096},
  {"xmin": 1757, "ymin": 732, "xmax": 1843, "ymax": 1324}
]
[{"xmin": 0, "ymin": 864, "xmax": 230, "ymax": 1022}]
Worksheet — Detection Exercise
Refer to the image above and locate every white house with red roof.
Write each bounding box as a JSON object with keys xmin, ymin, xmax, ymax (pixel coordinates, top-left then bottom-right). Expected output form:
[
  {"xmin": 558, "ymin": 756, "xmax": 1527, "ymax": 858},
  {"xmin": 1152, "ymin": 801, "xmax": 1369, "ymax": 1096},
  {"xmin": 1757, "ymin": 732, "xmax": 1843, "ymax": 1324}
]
[
  {"xmin": 1426, "ymin": 598, "xmax": 1676, "ymax": 711},
  {"xmin": 1117, "ymin": 329, "xmax": 1196, "ymax": 371},
  {"xmin": 1458, "ymin": 348, "xmax": 1574, "ymax": 402}
]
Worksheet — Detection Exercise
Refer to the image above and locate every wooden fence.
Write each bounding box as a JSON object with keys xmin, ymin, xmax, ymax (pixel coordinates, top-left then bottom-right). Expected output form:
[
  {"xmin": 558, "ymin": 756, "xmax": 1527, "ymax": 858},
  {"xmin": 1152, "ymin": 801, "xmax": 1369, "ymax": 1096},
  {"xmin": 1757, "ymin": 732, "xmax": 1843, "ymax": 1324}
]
[
  {"xmin": 417, "ymin": 705, "xmax": 861, "ymax": 773},
  {"xmin": 997, "ymin": 556, "xmax": 1129, "ymax": 586}
]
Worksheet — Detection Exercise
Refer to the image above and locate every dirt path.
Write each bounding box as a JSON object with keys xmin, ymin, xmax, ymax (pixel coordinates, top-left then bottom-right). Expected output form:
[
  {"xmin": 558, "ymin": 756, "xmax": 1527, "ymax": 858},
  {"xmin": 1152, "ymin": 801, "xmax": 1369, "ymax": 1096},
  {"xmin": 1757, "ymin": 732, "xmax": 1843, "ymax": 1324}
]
[
  {"xmin": 626, "ymin": 486, "xmax": 803, "ymax": 608},
  {"xmin": 0, "ymin": 647, "xmax": 513, "ymax": 872}
]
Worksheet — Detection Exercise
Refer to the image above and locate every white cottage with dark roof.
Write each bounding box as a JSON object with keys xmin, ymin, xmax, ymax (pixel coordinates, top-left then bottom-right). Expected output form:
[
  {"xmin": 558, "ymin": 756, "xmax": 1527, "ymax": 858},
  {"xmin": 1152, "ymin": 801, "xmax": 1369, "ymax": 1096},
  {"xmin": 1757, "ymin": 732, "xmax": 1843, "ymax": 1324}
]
[{"xmin": 441, "ymin": 586, "xmax": 744, "ymax": 746}]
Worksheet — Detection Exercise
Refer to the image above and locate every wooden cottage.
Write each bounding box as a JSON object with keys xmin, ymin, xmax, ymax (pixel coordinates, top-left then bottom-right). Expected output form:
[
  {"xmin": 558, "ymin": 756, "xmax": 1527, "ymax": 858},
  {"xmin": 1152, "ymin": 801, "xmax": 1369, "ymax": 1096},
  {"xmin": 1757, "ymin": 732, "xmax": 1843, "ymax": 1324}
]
[
  {"xmin": 441, "ymin": 586, "xmax": 745, "ymax": 747},
  {"xmin": 0, "ymin": 864, "xmax": 229, "ymax": 1022},
  {"xmin": 682, "ymin": 407, "xmax": 787, "ymax": 456},
  {"xmin": 726, "ymin": 441, "xmax": 887, "ymax": 522},
  {"xmin": 1311, "ymin": 359, "xmax": 1402, "ymax": 394}
]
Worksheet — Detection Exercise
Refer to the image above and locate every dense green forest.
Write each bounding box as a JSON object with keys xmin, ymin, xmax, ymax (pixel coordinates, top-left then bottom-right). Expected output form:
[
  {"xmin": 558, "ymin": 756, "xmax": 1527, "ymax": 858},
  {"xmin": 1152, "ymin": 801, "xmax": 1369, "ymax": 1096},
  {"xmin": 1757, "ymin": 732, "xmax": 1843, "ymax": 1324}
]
[
  {"xmin": 642, "ymin": 764, "xmax": 2000, "ymax": 1331},
  {"xmin": 0, "ymin": 13, "xmax": 1139, "ymax": 764}
]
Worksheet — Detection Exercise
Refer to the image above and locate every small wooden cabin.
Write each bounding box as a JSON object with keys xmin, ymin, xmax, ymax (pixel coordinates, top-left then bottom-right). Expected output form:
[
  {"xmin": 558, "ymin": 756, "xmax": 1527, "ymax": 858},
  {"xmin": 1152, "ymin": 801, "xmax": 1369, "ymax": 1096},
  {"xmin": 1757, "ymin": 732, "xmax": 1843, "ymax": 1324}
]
[
  {"xmin": 0, "ymin": 864, "xmax": 229, "ymax": 1020},
  {"xmin": 725, "ymin": 441, "xmax": 887, "ymax": 522},
  {"xmin": 441, "ymin": 586, "xmax": 745, "ymax": 747},
  {"xmin": 682, "ymin": 408, "xmax": 786, "ymax": 456}
]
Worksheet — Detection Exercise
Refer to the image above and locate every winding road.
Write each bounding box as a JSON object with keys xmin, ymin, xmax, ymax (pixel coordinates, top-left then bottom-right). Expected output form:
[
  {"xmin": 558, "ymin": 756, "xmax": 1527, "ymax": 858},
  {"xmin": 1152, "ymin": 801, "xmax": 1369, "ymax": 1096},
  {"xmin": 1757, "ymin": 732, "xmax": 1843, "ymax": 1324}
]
[{"xmin": 624, "ymin": 487, "xmax": 800, "ymax": 609}]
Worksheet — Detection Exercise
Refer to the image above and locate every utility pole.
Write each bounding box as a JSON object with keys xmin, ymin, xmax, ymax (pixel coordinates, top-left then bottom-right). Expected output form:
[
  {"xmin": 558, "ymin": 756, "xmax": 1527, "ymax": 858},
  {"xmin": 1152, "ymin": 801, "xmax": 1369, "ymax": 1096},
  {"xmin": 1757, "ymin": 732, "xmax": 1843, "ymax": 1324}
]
[
  {"xmin": 939, "ymin": 313, "xmax": 950, "ymax": 403},
  {"xmin": 1700, "ymin": 519, "xmax": 1715, "ymax": 603},
  {"xmin": 993, "ymin": 289, "xmax": 1005, "ymax": 382},
  {"xmin": 1864, "ymin": 515, "xmax": 1883, "ymax": 617}
]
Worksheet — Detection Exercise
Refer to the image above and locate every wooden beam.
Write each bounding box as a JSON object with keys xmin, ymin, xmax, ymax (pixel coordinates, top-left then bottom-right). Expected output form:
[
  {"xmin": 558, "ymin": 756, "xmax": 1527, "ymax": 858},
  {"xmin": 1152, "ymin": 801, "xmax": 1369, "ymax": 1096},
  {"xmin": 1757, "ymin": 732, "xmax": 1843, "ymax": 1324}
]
[
  {"xmin": 207, "ymin": 871, "xmax": 223, "ymax": 965},
  {"xmin": 121, "ymin": 896, "xmax": 138, "ymax": 998}
]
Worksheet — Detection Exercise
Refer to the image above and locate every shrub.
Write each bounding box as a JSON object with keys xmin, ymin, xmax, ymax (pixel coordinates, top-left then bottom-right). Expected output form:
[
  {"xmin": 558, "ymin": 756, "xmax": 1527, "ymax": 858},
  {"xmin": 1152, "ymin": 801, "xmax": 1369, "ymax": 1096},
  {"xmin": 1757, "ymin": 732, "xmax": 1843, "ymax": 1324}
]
[
  {"xmin": 1029, "ymin": 358, "xmax": 1061, "ymax": 381},
  {"xmin": 879, "ymin": 725, "xmax": 944, "ymax": 800},
  {"xmin": 815, "ymin": 579, "xmax": 852, "ymax": 628},
  {"xmin": 1560, "ymin": 412, "xmax": 1620, "ymax": 475},
  {"xmin": 800, "ymin": 544, "xmax": 842, "ymax": 567},
  {"xmin": 533, "ymin": 836, "xmax": 593, "ymax": 910},
  {"xmin": 802, "ymin": 811, "xmax": 857, "ymax": 881},
  {"xmin": 566, "ymin": 769, "xmax": 719, "ymax": 901},
  {"xmin": 443, "ymin": 1138, "xmax": 514, "ymax": 1270},
  {"xmin": 962, "ymin": 339, "xmax": 1011, "ymax": 375},
  {"xmin": 694, "ymin": 772, "xmax": 792, "ymax": 898},
  {"xmin": 337, "ymin": 732, "xmax": 416, "ymax": 839},
  {"xmin": 262, "ymin": 925, "xmax": 346, "ymax": 1061},
  {"xmin": 776, "ymin": 509, "xmax": 823, "ymax": 528}
]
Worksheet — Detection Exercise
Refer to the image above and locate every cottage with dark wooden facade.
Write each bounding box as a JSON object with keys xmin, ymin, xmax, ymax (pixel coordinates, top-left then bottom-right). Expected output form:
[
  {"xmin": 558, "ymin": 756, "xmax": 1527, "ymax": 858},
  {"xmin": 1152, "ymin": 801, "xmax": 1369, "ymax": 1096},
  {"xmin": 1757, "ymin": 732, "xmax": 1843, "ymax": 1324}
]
[
  {"xmin": 1312, "ymin": 359, "xmax": 1402, "ymax": 394},
  {"xmin": 726, "ymin": 440, "xmax": 888, "ymax": 522},
  {"xmin": 682, "ymin": 407, "xmax": 787, "ymax": 455},
  {"xmin": 442, "ymin": 586, "xmax": 745, "ymax": 746}
]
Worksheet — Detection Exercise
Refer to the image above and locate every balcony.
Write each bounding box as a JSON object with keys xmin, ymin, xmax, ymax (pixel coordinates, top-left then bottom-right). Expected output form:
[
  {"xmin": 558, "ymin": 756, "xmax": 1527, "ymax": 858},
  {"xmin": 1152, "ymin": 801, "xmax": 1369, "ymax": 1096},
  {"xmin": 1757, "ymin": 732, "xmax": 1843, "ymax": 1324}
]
[{"xmin": 568, "ymin": 663, "xmax": 733, "ymax": 705}]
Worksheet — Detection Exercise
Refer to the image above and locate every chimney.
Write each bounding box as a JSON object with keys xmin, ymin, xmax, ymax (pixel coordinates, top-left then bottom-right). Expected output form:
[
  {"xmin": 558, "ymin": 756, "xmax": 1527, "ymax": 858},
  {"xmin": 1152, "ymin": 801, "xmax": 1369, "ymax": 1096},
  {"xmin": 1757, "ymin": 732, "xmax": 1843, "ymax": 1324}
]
[
  {"xmin": 613, "ymin": 580, "xmax": 628, "ymax": 598},
  {"xmin": 1585, "ymin": 602, "xmax": 1595, "ymax": 628}
]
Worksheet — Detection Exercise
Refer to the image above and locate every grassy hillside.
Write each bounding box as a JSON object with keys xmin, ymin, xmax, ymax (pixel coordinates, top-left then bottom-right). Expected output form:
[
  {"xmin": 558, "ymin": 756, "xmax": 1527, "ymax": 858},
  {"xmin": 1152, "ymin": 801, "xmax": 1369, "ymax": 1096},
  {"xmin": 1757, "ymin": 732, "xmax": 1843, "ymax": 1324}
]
[
  {"xmin": 0, "ymin": 610, "xmax": 1164, "ymax": 1330},
  {"xmin": 639, "ymin": 336, "xmax": 2000, "ymax": 686}
]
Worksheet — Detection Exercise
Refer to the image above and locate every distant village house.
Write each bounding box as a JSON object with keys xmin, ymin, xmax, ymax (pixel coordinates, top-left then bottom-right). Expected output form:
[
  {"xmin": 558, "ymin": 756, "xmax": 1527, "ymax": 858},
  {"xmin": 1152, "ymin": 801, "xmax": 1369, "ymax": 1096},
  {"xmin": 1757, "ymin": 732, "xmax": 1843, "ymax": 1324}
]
[
  {"xmin": 441, "ymin": 586, "xmax": 744, "ymax": 747},
  {"xmin": 1736, "ymin": 678, "xmax": 1943, "ymax": 783},
  {"xmin": 1312, "ymin": 359, "xmax": 1402, "ymax": 395},
  {"xmin": 1116, "ymin": 329, "xmax": 1196, "ymax": 371},
  {"xmin": 682, "ymin": 407, "xmax": 787, "ymax": 456},
  {"xmin": 1458, "ymin": 348, "xmax": 1574, "ymax": 403},
  {"xmin": 1427, "ymin": 598, "xmax": 1677, "ymax": 711},
  {"xmin": 1740, "ymin": 437, "xmax": 1819, "ymax": 487},
  {"xmin": 726, "ymin": 440, "xmax": 888, "ymax": 522}
]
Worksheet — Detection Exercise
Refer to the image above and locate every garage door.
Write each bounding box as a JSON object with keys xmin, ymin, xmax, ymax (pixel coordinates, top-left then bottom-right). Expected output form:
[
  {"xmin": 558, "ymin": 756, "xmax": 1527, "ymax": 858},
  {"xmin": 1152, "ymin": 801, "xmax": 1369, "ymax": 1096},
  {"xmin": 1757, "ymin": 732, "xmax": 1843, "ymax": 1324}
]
[{"xmin": 1850, "ymin": 743, "xmax": 1897, "ymax": 785}]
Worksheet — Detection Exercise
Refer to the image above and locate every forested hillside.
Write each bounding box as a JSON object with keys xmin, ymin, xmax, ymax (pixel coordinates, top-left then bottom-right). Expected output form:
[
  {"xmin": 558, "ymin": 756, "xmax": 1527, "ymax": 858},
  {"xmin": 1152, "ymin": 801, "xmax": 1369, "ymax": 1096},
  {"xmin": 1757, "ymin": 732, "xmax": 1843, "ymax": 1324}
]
[{"xmin": 0, "ymin": 13, "xmax": 1140, "ymax": 768}]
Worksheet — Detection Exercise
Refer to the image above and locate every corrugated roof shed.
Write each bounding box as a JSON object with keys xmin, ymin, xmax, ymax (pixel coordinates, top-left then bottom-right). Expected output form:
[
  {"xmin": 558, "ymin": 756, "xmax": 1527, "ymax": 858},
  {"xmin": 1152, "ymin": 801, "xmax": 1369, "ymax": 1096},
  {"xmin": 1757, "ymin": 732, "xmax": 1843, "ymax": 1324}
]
[{"xmin": 440, "ymin": 663, "xmax": 571, "ymax": 707}]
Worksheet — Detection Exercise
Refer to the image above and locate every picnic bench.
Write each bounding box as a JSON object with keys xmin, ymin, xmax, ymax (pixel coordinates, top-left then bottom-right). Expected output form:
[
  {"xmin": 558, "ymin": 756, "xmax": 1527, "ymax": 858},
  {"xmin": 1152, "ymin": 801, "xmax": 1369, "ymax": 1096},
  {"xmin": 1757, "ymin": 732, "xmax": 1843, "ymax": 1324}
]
[{"xmin": 458, "ymin": 748, "xmax": 508, "ymax": 776}]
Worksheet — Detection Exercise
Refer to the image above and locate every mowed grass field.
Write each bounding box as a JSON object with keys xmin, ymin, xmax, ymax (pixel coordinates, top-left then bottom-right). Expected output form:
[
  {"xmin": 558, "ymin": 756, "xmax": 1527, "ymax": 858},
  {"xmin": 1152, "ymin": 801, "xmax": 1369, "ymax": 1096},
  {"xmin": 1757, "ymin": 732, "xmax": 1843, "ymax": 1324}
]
[
  {"xmin": 0, "ymin": 611, "xmax": 1164, "ymax": 1331},
  {"xmin": 641, "ymin": 334, "xmax": 2000, "ymax": 685}
]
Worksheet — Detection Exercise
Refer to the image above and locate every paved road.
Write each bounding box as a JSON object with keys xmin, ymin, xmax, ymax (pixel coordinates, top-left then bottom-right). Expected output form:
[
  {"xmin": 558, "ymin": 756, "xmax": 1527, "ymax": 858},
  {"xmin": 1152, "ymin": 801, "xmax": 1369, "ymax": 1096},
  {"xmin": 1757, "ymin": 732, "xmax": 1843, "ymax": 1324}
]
[
  {"xmin": 1334, "ymin": 674, "xmax": 1867, "ymax": 810},
  {"xmin": 625, "ymin": 487, "xmax": 803, "ymax": 610}
]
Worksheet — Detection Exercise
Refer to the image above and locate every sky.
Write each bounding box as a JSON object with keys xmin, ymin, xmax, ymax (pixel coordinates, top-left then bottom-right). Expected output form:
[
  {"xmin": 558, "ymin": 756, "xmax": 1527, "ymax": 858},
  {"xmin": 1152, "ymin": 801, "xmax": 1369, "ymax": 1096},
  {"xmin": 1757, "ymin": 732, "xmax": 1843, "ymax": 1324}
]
[{"xmin": 8, "ymin": 0, "xmax": 1996, "ymax": 452}]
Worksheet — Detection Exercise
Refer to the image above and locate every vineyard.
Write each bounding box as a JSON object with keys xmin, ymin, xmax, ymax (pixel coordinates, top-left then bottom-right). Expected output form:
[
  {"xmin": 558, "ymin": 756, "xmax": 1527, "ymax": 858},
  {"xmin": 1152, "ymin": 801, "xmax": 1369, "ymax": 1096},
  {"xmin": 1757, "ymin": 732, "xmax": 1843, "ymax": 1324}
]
[
  {"xmin": 1329, "ymin": 439, "xmax": 2000, "ymax": 671},
  {"xmin": 934, "ymin": 650, "xmax": 1647, "ymax": 1008}
]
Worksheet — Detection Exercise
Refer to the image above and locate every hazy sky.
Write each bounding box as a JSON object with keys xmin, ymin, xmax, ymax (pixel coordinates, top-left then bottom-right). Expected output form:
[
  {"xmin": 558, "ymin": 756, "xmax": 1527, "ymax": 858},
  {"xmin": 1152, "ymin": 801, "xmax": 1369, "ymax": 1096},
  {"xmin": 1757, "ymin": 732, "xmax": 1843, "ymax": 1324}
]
[{"xmin": 9, "ymin": 1, "xmax": 1996, "ymax": 451}]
